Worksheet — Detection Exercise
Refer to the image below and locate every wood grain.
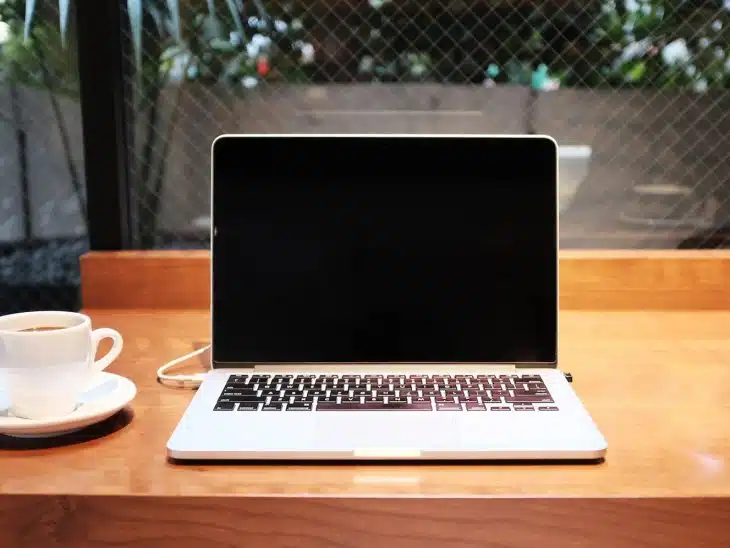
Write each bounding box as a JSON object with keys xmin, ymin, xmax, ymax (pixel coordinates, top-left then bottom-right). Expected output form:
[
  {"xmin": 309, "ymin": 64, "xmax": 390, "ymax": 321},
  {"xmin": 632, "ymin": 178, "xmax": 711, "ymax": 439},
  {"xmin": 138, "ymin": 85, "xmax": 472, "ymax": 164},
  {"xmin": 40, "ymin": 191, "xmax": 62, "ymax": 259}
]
[
  {"xmin": 1, "ymin": 496, "xmax": 729, "ymax": 548},
  {"xmin": 80, "ymin": 250, "xmax": 730, "ymax": 310},
  {"xmin": 2, "ymin": 310, "xmax": 730, "ymax": 545}
]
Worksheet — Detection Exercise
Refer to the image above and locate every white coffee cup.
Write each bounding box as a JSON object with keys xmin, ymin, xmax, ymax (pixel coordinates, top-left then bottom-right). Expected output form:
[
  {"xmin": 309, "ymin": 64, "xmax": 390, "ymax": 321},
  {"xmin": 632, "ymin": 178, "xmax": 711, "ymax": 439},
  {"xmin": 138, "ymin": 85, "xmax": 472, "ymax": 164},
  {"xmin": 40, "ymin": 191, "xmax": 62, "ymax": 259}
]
[{"xmin": 0, "ymin": 311, "xmax": 123, "ymax": 420}]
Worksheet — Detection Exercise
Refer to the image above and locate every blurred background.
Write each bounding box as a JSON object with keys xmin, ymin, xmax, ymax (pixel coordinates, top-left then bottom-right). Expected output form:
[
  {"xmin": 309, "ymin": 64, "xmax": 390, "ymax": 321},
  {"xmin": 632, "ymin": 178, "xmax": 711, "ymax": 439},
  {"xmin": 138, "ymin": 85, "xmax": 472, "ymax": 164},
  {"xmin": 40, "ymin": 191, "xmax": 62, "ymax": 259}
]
[{"xmin": 0, "ymin": 0, "xmax": 729, "ymax": 313}]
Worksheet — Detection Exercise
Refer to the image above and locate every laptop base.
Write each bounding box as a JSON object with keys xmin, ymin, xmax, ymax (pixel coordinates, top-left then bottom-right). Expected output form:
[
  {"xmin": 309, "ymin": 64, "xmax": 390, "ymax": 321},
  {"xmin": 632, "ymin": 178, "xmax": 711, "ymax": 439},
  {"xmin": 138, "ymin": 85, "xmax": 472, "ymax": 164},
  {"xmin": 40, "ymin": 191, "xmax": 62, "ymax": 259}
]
[{"xmin": 167, "ymin": 368, "xmax": 607, "ymax": 461}]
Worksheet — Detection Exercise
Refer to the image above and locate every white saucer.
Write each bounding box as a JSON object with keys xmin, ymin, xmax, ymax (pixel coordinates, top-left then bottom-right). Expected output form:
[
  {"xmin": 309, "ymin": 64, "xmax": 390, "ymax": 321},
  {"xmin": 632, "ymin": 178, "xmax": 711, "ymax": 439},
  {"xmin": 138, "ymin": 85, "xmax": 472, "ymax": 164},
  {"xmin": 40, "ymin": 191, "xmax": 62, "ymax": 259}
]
[{"xmin": 0, "ymin": 372, "xmax": 136, "ymax": 438}]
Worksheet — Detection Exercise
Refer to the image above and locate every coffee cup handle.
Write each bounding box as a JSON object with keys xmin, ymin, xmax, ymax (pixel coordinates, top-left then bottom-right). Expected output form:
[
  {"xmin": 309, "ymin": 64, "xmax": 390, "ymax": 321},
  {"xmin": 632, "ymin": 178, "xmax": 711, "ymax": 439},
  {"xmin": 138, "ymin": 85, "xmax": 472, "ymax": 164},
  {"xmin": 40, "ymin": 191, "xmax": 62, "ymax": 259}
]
[{"xmin": 91, "ymin": 328, "xmax": 124, "ymax": 372}]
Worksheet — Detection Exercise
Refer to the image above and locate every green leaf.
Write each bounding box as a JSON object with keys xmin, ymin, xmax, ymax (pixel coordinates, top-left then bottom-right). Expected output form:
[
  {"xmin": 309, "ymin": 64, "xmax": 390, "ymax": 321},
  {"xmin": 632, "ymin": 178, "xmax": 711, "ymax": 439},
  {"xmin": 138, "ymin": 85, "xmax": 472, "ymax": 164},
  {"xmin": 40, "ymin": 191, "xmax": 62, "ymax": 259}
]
[
  {"xmin": 161, "ymin": 45, "xmax": 186, "ymax": 61},
  {"xmin": 224, "ymin": 0, "xmax": 247, "ymax": 40},
  {"xmin": 210, "ymin": 37, "xmax": 235, "ymax": 51},
  {"xmin": 127, "ymin": 0, "xmax": 143, "ymax": 73},
  {"xmin": 625, "ymin": 61, "xmax": 647, "ymax": 82},
  {"xmin": 59, "ymin": 0, "xmax": 71, "ymax": 46},
  {"xmin": 23, "ymin": 0, "xmax": 37, "ymax": 42},
  {"xmin": 202, "ymin": 15, "xmax": 225, "ymax": 41}
]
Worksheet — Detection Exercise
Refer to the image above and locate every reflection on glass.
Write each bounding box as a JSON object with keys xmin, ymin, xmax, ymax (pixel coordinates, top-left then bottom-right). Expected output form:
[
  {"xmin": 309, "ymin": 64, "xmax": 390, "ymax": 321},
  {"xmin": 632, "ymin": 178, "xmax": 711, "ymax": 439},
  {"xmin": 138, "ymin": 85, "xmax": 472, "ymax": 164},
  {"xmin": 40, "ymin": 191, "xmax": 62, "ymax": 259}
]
[{"xmin": 0, "ymin": 2, "xmax": 86, "ymax": 314}]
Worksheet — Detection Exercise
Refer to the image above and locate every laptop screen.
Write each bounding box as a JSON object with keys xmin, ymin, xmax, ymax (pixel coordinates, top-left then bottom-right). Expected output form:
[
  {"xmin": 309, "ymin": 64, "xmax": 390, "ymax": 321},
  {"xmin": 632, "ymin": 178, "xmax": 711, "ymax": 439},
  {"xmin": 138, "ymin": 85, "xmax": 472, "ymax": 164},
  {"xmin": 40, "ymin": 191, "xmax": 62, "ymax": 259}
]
[{"xmin": 212, "ymin": 135, "xmax": 557, "ymax": 366}]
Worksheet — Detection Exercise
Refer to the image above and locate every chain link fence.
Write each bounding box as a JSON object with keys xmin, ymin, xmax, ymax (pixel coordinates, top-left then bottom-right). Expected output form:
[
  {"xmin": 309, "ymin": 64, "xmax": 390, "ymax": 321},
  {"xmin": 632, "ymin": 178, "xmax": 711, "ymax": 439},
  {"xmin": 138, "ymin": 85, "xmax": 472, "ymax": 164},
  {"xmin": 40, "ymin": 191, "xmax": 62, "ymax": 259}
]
[
  {"xmin": 0, "ymin": 1, "xmax": 86, "ymax": 314},
  {"xmin": 124, "ymin": 0, "xmax": 730, "ymax": 250}
]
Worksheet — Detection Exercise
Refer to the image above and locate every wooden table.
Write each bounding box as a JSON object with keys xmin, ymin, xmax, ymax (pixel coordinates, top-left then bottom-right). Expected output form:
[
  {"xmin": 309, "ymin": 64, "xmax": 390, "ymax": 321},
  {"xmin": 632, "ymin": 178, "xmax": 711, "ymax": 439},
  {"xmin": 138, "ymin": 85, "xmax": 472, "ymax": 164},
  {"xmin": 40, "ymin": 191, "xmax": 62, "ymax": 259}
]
[{"xmin": 2, "ymin": 308, "xmax": 730, "ymax": 547}]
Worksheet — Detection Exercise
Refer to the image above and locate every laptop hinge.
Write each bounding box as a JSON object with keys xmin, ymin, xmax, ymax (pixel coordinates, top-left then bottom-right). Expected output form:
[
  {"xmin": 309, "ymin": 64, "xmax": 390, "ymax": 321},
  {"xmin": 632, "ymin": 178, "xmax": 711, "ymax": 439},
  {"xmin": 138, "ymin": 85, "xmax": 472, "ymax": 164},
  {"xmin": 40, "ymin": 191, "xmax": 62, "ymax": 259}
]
[
  {"xmin": 214, "ymin": 363, "xmax": 549, "ymax": 371},
  {"xmin": 247, "ymin": 363, "xmax": 521, "ymax": 373},
  {"xmin": 515, "ymin": 362, "xmax": 546, "ymax": 369}
]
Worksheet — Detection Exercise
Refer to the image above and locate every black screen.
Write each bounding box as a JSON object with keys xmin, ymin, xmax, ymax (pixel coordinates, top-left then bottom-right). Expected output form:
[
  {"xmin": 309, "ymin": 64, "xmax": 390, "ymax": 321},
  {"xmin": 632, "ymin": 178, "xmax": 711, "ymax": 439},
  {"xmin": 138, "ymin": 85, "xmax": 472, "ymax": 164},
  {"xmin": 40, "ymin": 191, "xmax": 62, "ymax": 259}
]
[{"xmin": 212, "ymin": 136, "xmax": 557, "ymax": 365}]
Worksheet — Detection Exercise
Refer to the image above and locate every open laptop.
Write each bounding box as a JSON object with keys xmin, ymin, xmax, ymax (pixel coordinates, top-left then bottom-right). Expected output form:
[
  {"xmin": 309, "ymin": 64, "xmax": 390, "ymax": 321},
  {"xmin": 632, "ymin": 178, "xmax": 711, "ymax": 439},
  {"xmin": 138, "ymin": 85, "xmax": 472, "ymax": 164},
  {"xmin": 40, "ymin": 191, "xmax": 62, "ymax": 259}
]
[{"xmin": 167, "ymin": 134, "xmax": 607, "ymax": 461}]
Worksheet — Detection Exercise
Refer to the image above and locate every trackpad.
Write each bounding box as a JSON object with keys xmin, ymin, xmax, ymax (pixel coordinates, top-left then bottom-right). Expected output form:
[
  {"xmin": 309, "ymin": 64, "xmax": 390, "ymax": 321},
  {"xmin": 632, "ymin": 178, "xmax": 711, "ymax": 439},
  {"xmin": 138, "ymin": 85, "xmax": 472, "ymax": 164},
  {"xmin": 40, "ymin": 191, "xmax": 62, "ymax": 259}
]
[{"xmin": 312, "ymin": 413, "xmax": 461, "ymax": 452}]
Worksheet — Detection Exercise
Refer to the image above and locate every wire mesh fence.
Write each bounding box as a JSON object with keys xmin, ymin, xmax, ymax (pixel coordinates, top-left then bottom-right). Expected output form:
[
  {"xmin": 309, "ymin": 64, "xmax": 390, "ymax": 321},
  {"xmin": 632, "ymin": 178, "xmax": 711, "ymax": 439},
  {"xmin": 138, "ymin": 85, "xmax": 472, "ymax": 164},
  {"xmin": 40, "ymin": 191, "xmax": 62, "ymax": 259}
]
[
  {"xmin": 121, "ymin": 0, "xmax": 730, "ymax": 250},
  {"xmin": 0, "ymin": 1, "xmax": 86, "ymax": 314}
]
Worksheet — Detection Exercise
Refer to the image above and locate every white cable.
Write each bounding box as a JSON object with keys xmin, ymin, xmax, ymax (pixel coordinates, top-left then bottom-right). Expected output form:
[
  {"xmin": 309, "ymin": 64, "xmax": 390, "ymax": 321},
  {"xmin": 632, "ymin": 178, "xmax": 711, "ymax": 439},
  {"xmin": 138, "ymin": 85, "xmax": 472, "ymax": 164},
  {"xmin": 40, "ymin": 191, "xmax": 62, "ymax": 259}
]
[{"xmin": 156, "ymin": 344, "xmax": 212, "ymax": 389}]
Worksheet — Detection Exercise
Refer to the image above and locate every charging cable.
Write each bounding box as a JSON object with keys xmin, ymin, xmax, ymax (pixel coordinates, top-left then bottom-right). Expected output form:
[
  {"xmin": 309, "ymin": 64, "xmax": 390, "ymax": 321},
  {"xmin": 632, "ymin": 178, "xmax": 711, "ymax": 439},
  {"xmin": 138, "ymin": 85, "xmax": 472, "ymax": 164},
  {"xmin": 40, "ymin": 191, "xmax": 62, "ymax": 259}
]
[{"xmin": 156, "ymin": 344, "xmax": 211, "ymax": 389}]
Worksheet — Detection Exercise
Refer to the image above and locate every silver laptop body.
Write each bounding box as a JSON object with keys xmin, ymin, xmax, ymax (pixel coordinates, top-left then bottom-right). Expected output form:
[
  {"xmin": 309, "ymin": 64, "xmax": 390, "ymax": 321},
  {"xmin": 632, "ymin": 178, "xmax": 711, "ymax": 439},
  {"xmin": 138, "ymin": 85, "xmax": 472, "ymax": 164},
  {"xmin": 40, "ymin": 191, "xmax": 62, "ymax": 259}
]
[{"xmin": 167, "ymin": 134, "xmax": 607, "ymax": 461}]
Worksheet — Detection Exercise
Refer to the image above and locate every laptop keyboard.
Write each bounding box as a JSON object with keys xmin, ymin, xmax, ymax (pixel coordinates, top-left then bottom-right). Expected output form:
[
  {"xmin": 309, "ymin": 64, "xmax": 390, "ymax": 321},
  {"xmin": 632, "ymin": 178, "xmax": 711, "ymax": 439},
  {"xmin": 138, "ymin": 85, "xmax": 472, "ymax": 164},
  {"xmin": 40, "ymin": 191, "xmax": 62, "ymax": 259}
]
[{"xmin": 213, "ymin": 374, "xmax": 558, "ymax": 412}]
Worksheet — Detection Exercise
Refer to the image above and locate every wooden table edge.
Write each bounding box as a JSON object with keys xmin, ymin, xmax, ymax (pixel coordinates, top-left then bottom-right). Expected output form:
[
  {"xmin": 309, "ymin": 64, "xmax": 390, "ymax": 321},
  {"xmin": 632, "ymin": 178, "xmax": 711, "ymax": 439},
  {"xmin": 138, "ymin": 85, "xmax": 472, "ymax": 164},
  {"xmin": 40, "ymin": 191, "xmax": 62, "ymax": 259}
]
[
  {"xmin": 2, "ymin": 495, "xmax": 729, "ymax": 547},
  {"xmin": 80, "ymin": 249, "xmax": 730, "ymax": 310}
]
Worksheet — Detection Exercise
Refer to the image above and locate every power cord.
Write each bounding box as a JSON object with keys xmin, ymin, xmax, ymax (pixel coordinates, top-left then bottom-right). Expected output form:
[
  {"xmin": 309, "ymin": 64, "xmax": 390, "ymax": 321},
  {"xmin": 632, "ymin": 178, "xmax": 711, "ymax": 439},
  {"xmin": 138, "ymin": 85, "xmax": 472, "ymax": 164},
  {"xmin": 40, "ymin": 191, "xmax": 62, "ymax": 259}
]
[{"xmin": 156, "ymin": 344, "xmax": 211, "ymax": 389}]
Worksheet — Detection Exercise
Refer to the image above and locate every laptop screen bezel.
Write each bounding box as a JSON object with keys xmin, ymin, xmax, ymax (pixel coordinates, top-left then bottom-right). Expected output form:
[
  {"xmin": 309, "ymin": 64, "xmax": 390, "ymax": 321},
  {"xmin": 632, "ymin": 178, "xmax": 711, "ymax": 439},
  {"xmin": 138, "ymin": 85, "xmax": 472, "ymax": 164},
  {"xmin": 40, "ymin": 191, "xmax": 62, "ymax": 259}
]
[{"xmin": 210, "ymin": 134, "xmax": 558, "ymax": 369}]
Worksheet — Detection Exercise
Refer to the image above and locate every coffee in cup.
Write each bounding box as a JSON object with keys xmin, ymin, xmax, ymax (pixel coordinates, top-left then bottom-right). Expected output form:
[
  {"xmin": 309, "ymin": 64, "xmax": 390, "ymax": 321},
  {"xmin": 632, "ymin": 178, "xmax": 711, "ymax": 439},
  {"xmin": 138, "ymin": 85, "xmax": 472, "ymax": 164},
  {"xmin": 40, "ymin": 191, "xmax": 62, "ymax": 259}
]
[{"xmin": 0, "ymin": 311, "xmax": 124, "ymax": 420}]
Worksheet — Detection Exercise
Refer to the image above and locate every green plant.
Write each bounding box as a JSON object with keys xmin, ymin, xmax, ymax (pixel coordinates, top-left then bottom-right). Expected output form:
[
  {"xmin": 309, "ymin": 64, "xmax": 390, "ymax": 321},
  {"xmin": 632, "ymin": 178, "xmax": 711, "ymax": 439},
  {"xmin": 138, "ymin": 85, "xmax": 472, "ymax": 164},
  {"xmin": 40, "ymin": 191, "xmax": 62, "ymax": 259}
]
[
  {"xmin": 17, "ymin": 0, "xmax": 312, "ymax": 247},
  {"xmin": 1, "ymin": 1, "xmax": 86, "ymax": 238},
  {"xmin": 589, "ymin": 0, "xmax": 730, "ymax": 91},
  {"xmin": 129, "ymin": 0, "xmax": 311, "ymax": 247},
  {"xmin": 0, "ymin": 21, "xmax": 76, "ymax": 95},
  {"xmin": 352, "ymin": 0, "xmax": 434, "ymax": 83},
  {"xmin": 348, "ymin": 0, "xmax": 730, "ymax": 91},
  {"xmin": 161, "ymin": 1, "xmax": 312, "ymax": 88}
]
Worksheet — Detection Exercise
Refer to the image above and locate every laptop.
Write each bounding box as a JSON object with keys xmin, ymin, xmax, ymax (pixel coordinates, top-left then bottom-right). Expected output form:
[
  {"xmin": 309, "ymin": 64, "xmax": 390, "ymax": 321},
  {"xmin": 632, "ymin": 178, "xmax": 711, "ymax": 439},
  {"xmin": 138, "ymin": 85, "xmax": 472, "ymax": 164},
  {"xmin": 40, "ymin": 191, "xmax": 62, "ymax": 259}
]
[{"xmin": 167, "ymin": 134, "xmax": 607, "ymax": 461}]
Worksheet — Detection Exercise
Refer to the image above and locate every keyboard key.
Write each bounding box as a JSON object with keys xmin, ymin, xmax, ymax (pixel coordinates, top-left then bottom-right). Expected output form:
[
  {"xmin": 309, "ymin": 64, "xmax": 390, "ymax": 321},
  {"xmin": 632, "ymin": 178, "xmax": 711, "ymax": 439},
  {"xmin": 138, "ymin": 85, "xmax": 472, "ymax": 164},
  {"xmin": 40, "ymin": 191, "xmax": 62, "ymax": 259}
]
[
  {"xmin": 514, "ymin": 406, "xmax": 535, "ymax": 411},
  {"xmin": 287, "ymin": 401, "xmax": 313, "ymax": 411},
  {"xmin": 221, "ymin": 392, "xmax": 249, "ymax": 398},
  {"xmin": 490, "ymin": 406, "xmax": 511, "ymax": 411},
  {"xmin": 214, "ymin": 402, "xmax": 235, "ymax": 411},
  {"xmin": 262, "ymin": 403, "xmax": 284, "ymax": 411},
  {"xmin": 436, "ymin": 402, "xmax": 462, "ymax": 411},
  {"xmin": 538, "ymin": 406, "xmax": 560, "ymax": 411},
  {"xmin": 237, "ymin": 403, "xmax": 259, "ymax": 411},
  {"xmin": 465, "ymin": 402, "xmax": 486, "ymax": 411},
  {"xmin": 219, "ymin": 396, "xmax": 260, "ymax": 403},
  {"xmin": 505, "ymin": 395, "xmax": 554, "ymax": 403}
]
